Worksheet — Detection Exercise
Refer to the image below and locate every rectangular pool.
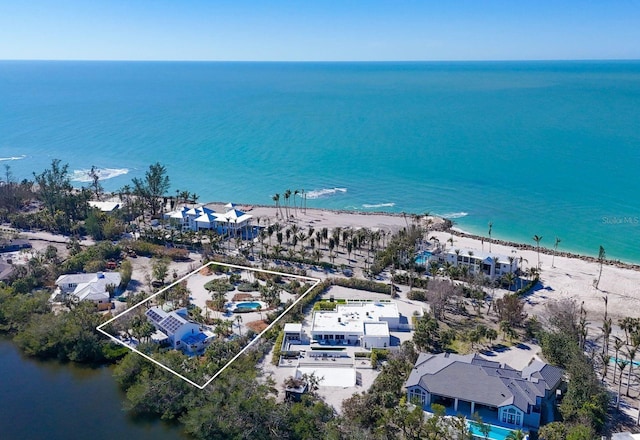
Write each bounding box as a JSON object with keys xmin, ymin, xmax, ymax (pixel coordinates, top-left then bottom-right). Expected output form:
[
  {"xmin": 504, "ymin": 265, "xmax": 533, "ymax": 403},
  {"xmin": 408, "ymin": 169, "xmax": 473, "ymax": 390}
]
[{"xmin": 467, "ymin": 421, "xmax": 525, "ymax": 440}]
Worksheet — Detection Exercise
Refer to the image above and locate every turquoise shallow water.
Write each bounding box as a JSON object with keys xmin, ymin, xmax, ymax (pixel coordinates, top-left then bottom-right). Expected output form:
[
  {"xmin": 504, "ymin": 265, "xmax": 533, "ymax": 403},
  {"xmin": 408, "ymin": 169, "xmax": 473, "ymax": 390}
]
[{"xmin": 1, "ymin": 61, "xmax": 639, "ymax": 262}]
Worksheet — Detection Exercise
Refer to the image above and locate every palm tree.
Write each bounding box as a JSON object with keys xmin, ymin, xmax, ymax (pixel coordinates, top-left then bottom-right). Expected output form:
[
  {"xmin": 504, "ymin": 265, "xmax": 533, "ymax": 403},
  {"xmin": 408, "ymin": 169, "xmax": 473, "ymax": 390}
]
[
  {"xmin": 296, "ymin": 232, "xmax": 307, "ymax": 250},
  {"xmin": 518, "ymin": 255, "xmax": 528, "ymax": 278},
  {"xmin": 595, "ymin": 245, "xmax": 606, "ymax": 290},
  {"xmin": 236, "ymin": 315, "xmax": 243, "ymax": 336},
  {"xmin": 503, "ymin": 272, "xmax": 516, "ymax": 292},
  {"xmin": 506, "ymin": 429, "xmax": 526, "ymax": 440},
  {"xmin": 620, "ymin": 317, "xmax": 636, "ymax": 345},
  {"xmin": 293, "ymin": 189, "xmax": 300, "ymax": 217},
  {"xmin": 284, "ymin": 189, "xmax": 291, "ymax": 219},
  {"xmin": 601, "ymin": 318, "xmax": 612, "ymax": 355},
  {"xmin": 179, "ymin": 190, "xmax": 191, "ymax": 206},
  {"xmin": 626, "ymin": 345, "xmax": 637, "ymax": 396},
  {"xmin": 272, "ymin": 193, "xmax": 283, "ymax": 218},
  {"xmin": 447, "ymin": 236, "xmax": 454, "ymax": 250},
  {"xmin": 486, "ymin": 328, "xmax": 498, "ymax": 346},
  {"xmin": 500, "ymin": 320, "xmax": 512, "ymax": 342},
  {"xmin": 488, "ymin": 221, "xmax": 493, "ymax": 252},
  {"xmin": 617, "ymin": 359, "xmax": 629, "ymax": 409},
  {"xmin": 599, "ymin": 351, "xmax": 610, "ymax": 381},
  {"xmin": 552, "ymin": 237, "xmax": 561, "ymax": 268},
  {"xmin": 532, "ymin": 235, "xmax": 543, "ymax": 269},
  {"xmin": 613, "ymin": 336, "xmax": 624, "ymax": 384}
]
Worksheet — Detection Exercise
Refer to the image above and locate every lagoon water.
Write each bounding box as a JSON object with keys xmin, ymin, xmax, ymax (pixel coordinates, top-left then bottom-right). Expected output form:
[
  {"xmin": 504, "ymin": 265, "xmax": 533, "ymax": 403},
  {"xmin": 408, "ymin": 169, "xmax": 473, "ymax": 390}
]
[
  {"xmin": 1, "ymin": 61, "xmax": 639, "ymax": 262},
  {"xmin": 0, "ymin": 339, "xmax": 185, "ymax": 440}
]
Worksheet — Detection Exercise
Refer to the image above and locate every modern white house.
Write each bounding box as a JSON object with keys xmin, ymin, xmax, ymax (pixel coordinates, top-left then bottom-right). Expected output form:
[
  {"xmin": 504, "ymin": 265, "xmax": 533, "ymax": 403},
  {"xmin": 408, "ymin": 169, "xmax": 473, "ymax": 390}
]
[
  {"xmin": 310, "ymin": 301, "xmax": 403, "ymax": 349},
  {"xmin": 145, "ymin": 306, "xmax": 214, "ymax": 354},
  {"xmin": 441, "ymin": 248, "xmax": 518, "ymax": 279},
  {"xmin": 283, "ymin": 323, "xmax": 303, "ymax": 342},
  {"xmin": 53, "ymin": 272, "xmax": 121, "ymax": 309},
  {"xmin": 405, "ymin": 353, "xmax": 563, "ymax": 431},
  {"xmin": 164, "ymin": 205, "xmax": 253, "ymax": 237}
]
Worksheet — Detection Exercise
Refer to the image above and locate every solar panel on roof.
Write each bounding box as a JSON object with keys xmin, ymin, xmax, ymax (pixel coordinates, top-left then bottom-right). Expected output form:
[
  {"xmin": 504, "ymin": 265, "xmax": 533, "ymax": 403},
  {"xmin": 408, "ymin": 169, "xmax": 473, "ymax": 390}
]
[
  {"xmin": 146, "ymin": 309, "xmax": 164, "ymax": 323},
  {"xmin": 161, "ymin": 316, "xmax": 184, "ymax": 334}
]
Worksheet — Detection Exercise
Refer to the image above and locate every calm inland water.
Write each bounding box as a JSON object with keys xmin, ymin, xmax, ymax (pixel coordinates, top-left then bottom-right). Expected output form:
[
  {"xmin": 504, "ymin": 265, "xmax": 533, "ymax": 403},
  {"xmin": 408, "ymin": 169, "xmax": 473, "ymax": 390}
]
[{"xmin": 0, "ymin": 339, "xmax": 187, "ymax": 440}]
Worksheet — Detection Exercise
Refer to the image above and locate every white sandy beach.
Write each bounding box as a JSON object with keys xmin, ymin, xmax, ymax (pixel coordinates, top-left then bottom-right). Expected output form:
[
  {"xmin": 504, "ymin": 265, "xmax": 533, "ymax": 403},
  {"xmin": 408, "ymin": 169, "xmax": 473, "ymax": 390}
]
[{"xmin": 205, "ymin": 203, "xmax": 640, "ymax": 323}]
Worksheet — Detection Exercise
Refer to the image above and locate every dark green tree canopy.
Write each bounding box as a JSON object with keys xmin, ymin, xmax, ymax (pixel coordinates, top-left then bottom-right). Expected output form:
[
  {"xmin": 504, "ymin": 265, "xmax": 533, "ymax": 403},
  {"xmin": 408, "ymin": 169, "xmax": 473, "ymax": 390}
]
[{"xmin": 132, "ymin": 162, "xmax": 170, "ymax": 217}]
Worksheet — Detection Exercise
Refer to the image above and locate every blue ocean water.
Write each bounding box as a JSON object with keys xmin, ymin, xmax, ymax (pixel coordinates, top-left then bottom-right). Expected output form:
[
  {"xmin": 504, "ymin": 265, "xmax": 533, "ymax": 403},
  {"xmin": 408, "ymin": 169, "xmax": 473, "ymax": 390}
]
[{"xmin": 1, "ymin": 61, "xmax": 639, "ymax": 263}]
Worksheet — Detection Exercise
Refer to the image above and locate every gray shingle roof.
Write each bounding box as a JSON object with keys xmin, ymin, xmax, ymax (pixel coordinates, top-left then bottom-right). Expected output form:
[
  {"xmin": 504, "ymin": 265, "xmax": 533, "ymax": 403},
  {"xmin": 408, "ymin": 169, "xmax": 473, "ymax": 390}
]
[
  {"xmin": 521, "ymin": 359, "xmax": 564, "ymax": 390},
  {"xmin": 406, "ymin": 353, "xmax": 563, "ymax": 413}
]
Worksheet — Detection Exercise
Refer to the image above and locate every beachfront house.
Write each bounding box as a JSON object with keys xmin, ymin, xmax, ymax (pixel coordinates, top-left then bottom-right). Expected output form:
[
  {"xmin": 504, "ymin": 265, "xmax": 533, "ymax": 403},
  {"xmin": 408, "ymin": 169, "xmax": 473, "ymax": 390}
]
[
  {"xmin": 53, "ymin": 272, "xmax": 121, "ymax": 309},
  {"xmin": 145, "ymin": 306, "xmax": 213, "ymax": 354},
  {"xmin": 164, "ymin": 205, "xmax": 254, "ymax": 238},
  {"xmin": 310, "ymin": 301, "xmax": 406, "ymax": 349},
  {"xmin": 405, "ymin": 353, "xmax": 563, "ymax": 431},
  {"xmin": 442, "ymin": 248, "xmax": 518, "ymax": 279}
]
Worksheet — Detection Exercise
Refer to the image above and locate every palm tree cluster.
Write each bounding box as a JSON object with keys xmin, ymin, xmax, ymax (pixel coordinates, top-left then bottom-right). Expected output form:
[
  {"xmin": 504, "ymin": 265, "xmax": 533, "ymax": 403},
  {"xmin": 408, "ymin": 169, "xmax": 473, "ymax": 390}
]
[
  {"xmin": 257, "ymin": 221, "xmax": 389, "ymax": 271},
  {"xmin": 271, "ymin": 188, "xmax": 306, "ymax": 221},
  {"xmin": 600, "ymin": 316, "xmax": 640, "ymax": 409}
]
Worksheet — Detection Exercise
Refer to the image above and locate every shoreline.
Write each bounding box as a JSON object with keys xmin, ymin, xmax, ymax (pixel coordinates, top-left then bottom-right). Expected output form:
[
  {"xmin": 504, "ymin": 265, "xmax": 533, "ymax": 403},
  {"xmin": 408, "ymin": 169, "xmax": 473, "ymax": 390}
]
[
  {"xmin": 449, "ymin": 228, "xmax": 640, "ymax": 272},
  {"xmin": 202, "ymin": 200, "xmax": 640, "ymax": 270}
]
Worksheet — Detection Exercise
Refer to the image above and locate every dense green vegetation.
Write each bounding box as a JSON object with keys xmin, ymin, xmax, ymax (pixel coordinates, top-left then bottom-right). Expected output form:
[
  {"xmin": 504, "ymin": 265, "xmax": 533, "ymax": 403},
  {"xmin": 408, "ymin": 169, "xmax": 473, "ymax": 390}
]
[
  {"xmin": 538, "ymin": 301, "xmax": 609, "ymax": 439},
  {"xmin": 113, "ymin": 344, "xmax": 336, "ymax": 439},
  {"xmin": 1, "ymin": 159, "xmax": 622, "ymax": 438},
  {"xmin": 0, "ymin": 285, "xmax": 127, "ymax": 362}
]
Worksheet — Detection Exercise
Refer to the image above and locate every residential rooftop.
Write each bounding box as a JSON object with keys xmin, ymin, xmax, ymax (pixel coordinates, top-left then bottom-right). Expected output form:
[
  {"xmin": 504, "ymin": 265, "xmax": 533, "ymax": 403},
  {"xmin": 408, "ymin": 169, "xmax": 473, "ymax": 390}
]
[{"xmin": 311, "ymin": 301, "xmax": 399, "ymax": 334}]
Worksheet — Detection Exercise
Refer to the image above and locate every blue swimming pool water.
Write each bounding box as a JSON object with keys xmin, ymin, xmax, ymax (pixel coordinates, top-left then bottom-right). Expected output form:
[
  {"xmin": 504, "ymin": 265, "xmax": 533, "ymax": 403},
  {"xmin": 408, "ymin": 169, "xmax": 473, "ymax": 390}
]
[
  {"xmin": 468, "ymin": 422, "xmax": 522, "ymax": 440},
  {"xmin": 415, "ymin": 251, "xmax": 433, "ymax": 265},
  {"xmin": 609, "ymin": 356, "xmax": 640, "ymax": 367},
  {"xmin": 235, "ymin": 301, "xmax": 262, "ymax": 311}
]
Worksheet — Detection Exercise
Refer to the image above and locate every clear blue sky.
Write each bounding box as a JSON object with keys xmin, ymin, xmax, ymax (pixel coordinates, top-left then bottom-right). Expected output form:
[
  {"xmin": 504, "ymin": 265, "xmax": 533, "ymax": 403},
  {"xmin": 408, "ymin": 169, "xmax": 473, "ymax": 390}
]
[{"xmin": 1, "ymin": 0, "xmax": 638, "ymax": 61}]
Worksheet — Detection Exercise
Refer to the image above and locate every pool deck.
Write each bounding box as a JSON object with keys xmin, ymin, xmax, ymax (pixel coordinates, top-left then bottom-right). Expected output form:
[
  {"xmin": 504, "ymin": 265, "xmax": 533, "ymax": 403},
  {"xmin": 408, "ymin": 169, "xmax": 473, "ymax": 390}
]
[{"xmin": 423, "ymin": 402, "xmax": 528, "ymax": 440}]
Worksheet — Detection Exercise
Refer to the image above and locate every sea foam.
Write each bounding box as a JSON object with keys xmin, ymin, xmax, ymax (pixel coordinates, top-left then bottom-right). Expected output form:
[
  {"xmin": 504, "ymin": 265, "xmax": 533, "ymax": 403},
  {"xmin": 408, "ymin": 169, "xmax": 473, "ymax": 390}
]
[
  {"xmin": 306, "ymin": 187, "xmax": 347, "ymax": 199},
  {"xmin": 438, "ymin": 211, "xmax": 469, "ymax": 219},
  {"xmin": 72, "ymin": 167, "xmax": 129, "ymax": 182},
  {"xmin": 362, "ymin": 203, "xmax": 395, "ymax": 209}
]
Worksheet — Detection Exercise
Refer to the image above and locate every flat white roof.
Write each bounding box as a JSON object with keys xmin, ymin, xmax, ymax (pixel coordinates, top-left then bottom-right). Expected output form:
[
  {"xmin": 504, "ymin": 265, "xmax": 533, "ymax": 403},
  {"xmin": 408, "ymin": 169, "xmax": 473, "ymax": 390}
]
[
  {"xmin": 311, "ymin": 302, "xmax": 399, "ymax": 335},
  {"xmin": 284, "ymin": 323, "xmax": 303, "ymax": 333},
  {"xmin": 296, "ymin": 367, "xmax": 356, "ymax": 387},
  {"xmin": 364, "ymin": 321, "xmax": 390, "ymax": 336}
]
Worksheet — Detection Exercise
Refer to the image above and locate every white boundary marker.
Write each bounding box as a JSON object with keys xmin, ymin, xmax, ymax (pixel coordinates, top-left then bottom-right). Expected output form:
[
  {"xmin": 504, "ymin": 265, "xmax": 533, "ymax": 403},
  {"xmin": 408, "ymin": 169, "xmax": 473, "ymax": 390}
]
[{"xmin": 97, "ymin": 261, "xmax": 321, "ymax": 389}]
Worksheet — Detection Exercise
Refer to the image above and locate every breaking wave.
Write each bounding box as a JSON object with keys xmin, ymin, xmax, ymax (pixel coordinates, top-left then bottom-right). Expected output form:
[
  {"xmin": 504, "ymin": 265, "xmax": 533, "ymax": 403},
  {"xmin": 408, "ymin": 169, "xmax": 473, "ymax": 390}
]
[
  {"xmin": 306, "ymin": 187, "xmax": 347, "ymax": 199},
  {"xmin": 72, "ymin": 167, "xmax": 129, "ymax": 182},
  {"xmin": 438, "ymin": 211, "xmax": 469, "ymax": 219},
  {"xmin": 362, "ymin": 202, "xmax": 395, "ymax": 209}
]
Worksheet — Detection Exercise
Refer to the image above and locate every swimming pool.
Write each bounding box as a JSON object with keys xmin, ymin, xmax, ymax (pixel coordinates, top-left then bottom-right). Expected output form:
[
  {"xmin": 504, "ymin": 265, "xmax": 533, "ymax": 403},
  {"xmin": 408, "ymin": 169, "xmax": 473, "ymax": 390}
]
[
  {"xmin": 468, "ymin": 422, "xmax": 525, "ymax": 440},
  {"xmin": 415, "ymin": 251, "xmax": 433, "ymax": 265},
  {"xmin": 233, "ymin": 301, "xmax": 263, "ymax": 312}
]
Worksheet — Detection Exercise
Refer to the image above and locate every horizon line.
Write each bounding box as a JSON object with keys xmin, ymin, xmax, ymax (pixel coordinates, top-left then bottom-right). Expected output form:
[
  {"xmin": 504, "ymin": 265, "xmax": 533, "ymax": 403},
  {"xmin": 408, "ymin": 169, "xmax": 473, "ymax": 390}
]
[{"xmin": 1, "ymin": 58, "xmax": 639, "ymax": 63}]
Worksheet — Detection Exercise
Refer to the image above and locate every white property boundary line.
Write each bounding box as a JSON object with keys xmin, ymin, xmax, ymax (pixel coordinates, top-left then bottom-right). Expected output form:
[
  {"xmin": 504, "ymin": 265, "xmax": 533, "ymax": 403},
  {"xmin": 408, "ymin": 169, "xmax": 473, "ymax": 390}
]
[{"xmin": 97, "ymin": 261, "xmax": 321, "ymax": 389}]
